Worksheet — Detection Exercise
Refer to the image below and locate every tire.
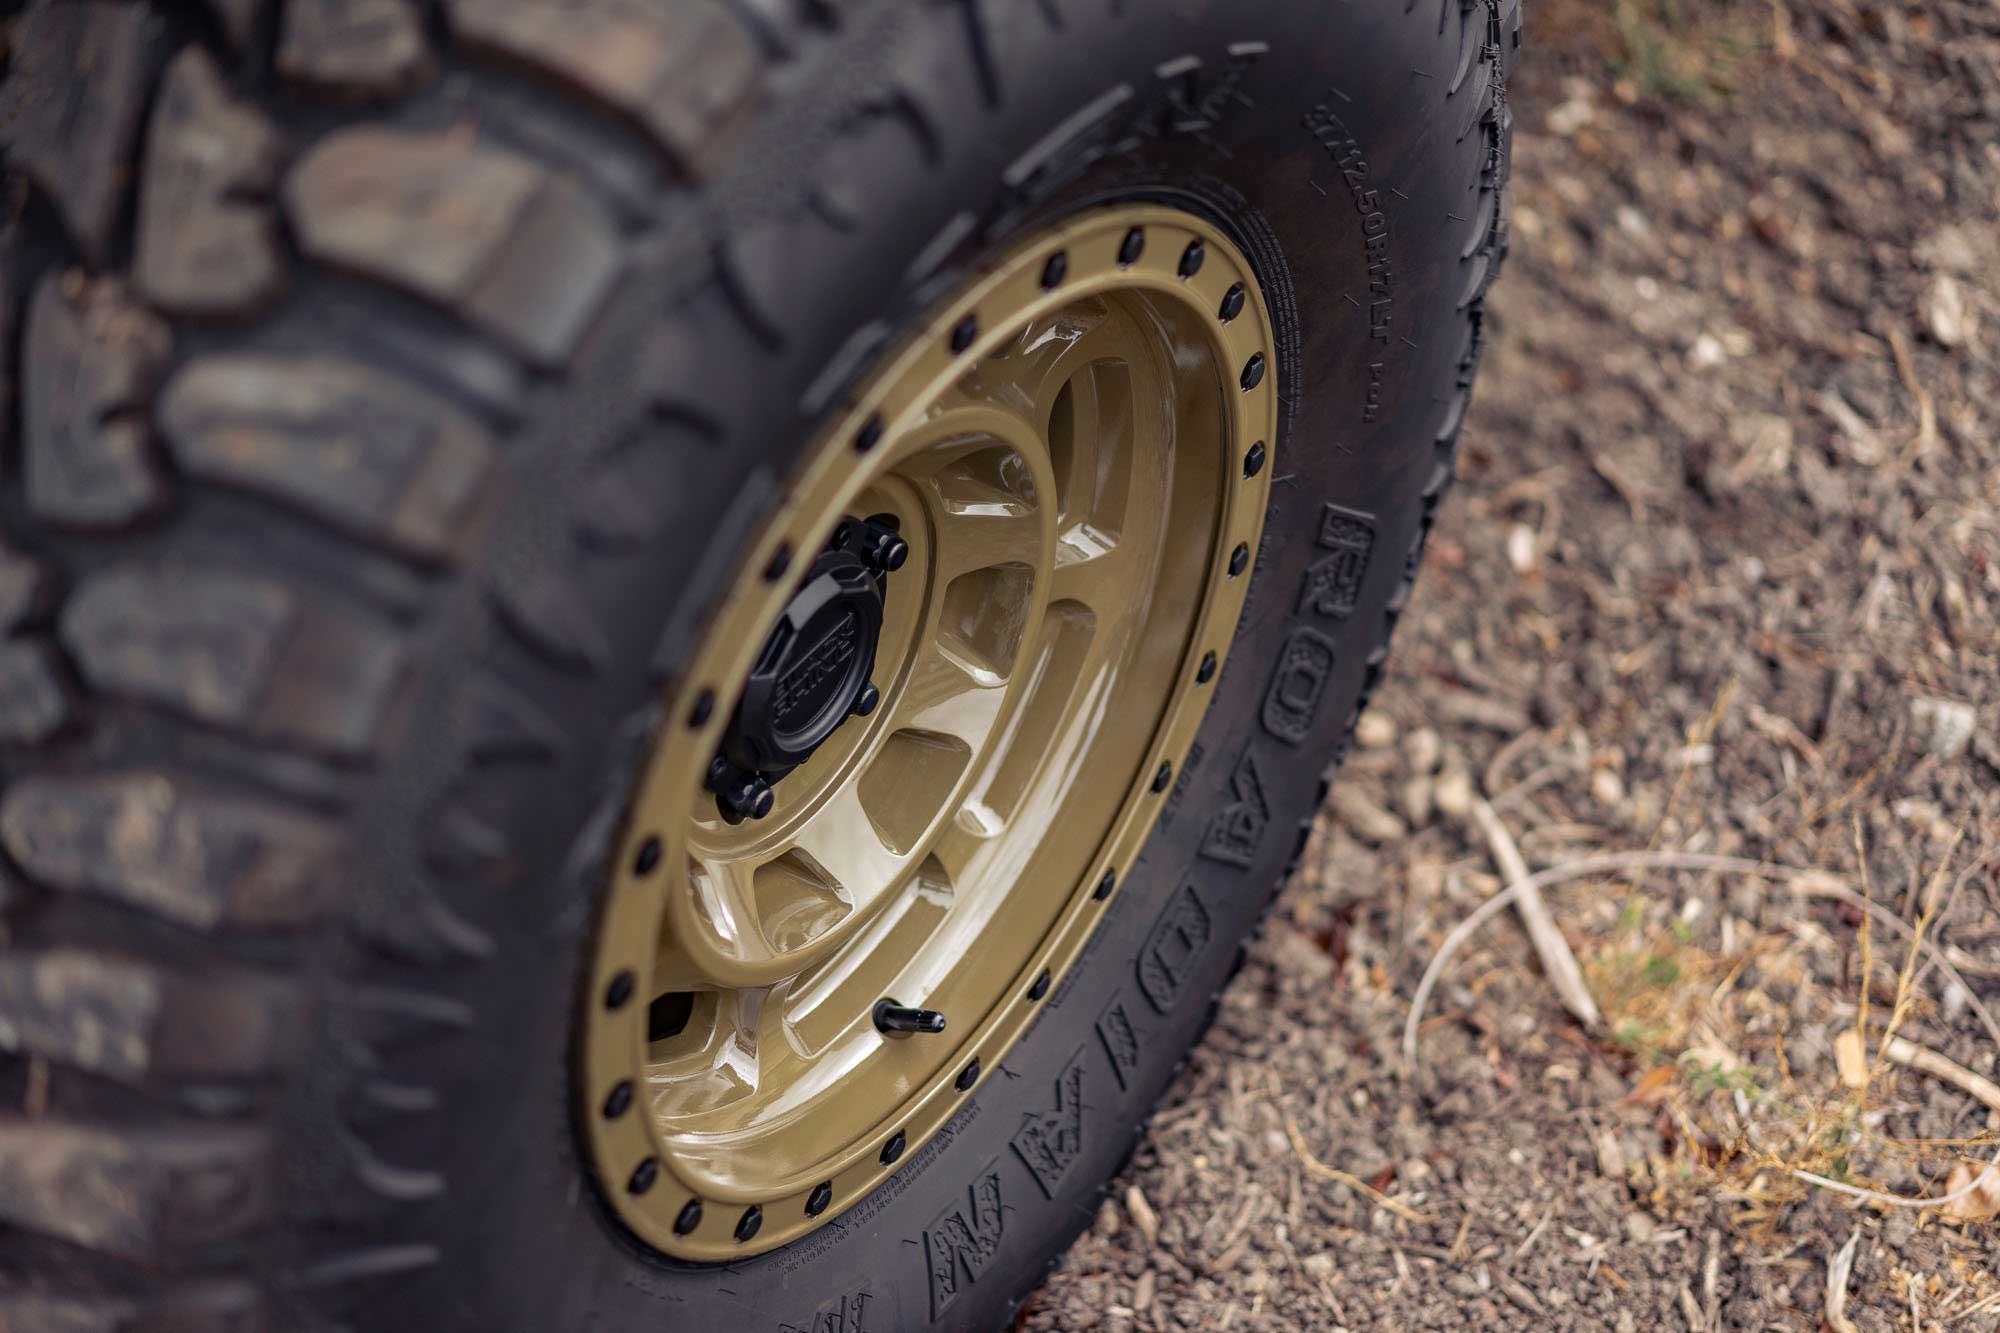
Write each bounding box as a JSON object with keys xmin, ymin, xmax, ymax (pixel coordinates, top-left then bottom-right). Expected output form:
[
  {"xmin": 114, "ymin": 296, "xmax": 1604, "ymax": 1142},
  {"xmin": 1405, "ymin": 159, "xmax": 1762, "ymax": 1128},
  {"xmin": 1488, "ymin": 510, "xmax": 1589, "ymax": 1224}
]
[{"xmin": 0, "ymin": 2, "xmax": 1518, "ymax": 1330}]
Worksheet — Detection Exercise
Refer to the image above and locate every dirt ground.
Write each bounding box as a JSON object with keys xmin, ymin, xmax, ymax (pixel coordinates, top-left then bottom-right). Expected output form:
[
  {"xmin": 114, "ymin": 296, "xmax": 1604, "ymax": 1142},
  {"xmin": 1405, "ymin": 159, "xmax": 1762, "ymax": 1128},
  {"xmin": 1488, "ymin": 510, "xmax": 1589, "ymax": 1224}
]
[{"xmin": 1025, "ymin": 2, "xmax": 2000, "ymax": 1329}]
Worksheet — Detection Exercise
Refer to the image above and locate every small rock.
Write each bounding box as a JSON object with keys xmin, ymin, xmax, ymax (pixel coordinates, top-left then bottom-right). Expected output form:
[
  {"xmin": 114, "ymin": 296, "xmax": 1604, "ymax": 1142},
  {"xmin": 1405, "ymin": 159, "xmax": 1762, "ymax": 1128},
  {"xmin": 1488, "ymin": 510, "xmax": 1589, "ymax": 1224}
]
[
  {"xmin": 1125, "ymin": 1185, "xmax": 1159, "ymax": 1247},
  {"xmin": 1690, "ymin": 333, "xmax": 1725, "ymax": 367},
  {"xmin": 1131, "ymin": 1268, "xmax": 1155, "ymax": 1313},
  {"xmin": 1405, "ymin": 727, "xmax": 1442, "ymax": 775},
  {"xmin": 1547, "ymin": 80, "xmax": 1595, "ymax": 136},
  {"xmin": 1434, "ymin": 768, "xmax": 1475, "ymax": 820},
  {"xmin": 1590, "ymin": 767, "xmax": 1626, "ymax": 808},
  {"xmin": 1506, "ymin": 522, "xmax": 1538, "ymax": 575},
  {"xmin": 1331, "ymin": 786, "xmax": 1407, "ymax": 844},
  {"xmin": 1302, "ymin": 1252, "xmax": 1335, "ymax": 1279},
  {"xmin": 1910, "ymin": 696, "xmax": 1975, "ymax": 760},
  {"xmin": 1095, "ymin": 1198, "xmax": 1122, "ymax": 1238},
  {"xmin": 1923, "ymin": 274, "xmax": 1974, "ymax": 348},
  {"xmin": 1354, "ymin": 709, "xmax": 1397, "ymax": 749},
  {"xmin": 1624, "ymin": 1211, "xmax": 1657, "ymax": 1242},
  {"xmin": 1595, "ymin": 1128, "xmax": 1626, "ymax": 1179}
]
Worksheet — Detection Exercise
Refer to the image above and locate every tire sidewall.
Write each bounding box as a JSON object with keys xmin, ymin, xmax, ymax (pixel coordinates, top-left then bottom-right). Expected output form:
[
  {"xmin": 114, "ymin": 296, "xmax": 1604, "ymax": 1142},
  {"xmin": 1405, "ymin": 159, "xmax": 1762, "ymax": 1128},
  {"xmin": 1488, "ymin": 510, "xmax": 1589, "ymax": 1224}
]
[{"xmin": 413, "ymin": 4, "xmax": 1502, "ymax": 1329}]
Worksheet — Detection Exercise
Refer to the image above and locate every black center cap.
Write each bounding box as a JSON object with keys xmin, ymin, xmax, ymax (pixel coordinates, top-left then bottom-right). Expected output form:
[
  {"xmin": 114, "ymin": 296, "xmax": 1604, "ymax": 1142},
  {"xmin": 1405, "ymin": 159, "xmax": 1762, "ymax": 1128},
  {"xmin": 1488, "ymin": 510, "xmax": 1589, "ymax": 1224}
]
[{"xmin": 722, "ymin": 548, "xmax": 885, "ymax": 779}]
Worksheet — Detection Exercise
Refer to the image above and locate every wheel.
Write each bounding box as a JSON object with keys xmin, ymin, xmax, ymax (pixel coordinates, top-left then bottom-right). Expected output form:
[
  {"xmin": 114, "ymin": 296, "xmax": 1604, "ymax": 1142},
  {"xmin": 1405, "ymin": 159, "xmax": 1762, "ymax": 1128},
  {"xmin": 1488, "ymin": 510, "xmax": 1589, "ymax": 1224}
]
[{"xmin": 0, "ymin": 2, "xmax": 1518, "ymax": 1330}]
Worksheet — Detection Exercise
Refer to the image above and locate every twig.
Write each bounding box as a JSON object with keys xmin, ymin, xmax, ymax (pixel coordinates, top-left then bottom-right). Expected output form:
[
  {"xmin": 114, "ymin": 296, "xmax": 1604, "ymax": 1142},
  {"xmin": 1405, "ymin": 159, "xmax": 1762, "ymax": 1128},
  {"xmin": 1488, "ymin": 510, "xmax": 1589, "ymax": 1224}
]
[
  {"xmin": 1401, "ymin": 849, "xmax": 2000, "ymax": 1213},
  {"xmin": 1870, "ymin": 1033, "xmax": 2000, "ymax": 1118},
  {"xmin": 1825, "ymin": 1228, "xmax": 1862, "ymax": 1333},
  {"xmin": 1470, "ymin": 797, "xmax": 1601, "ymax": 1030},
  {"xmin": 1283, "ymin": 1118, "xmax": 1431, "ymax": 1223}
]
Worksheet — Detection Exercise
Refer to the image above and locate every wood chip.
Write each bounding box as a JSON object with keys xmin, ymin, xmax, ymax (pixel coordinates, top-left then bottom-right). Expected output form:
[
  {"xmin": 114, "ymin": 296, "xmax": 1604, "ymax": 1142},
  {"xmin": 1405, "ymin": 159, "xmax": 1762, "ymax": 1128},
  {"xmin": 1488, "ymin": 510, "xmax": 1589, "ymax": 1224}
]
[
  {"xmin": 1824, "ymin": 1228, "xmax": 1862, "ymax": 1333},
  {"xmin": 1834, "ymin": 1028, "xmax": 1869, "ymax": 1090},
  {"xmin": 1125, "ymin": 1184, "xmax": 1159, "ymax": 1247}
]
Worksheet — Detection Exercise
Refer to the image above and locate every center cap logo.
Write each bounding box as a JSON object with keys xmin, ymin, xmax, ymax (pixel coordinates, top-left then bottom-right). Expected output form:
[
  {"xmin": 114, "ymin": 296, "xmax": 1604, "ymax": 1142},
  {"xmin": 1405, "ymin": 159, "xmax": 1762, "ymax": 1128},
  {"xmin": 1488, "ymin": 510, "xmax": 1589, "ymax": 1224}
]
[{"xmin": 772, "ymin": 608, "xmax": 861, "ymax": 740}]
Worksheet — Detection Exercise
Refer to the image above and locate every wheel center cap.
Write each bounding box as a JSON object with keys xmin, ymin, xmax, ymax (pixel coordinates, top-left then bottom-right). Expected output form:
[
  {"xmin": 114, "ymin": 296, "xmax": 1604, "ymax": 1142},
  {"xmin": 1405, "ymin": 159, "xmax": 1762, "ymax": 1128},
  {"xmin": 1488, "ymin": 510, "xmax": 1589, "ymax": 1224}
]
[
  {"xmin": 729, "ymin": 550, "xmax": 881, "ymax": 774},
  {"xmin": 713, "ymin": 518, "xmax": 907, "ymax": 819}
]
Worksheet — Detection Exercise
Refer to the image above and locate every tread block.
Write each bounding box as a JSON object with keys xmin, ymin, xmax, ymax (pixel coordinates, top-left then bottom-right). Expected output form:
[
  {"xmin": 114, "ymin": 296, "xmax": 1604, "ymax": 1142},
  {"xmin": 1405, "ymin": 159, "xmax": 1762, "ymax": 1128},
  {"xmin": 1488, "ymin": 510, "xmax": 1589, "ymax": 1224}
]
[
  {"xmin": 160, "ymin": 353, "xmax": 496, "ymax": 562},
  {"xmin": 0, "ymin": 2, "xmax": 154, "ymax": 263},
  {"xmin": 286, "ymin": 127, "xmax": 623, "ymax": 367},
  {"xmin": 0, "ymin": 773, "xmax": 342, "ymax": 931},
  {"xmin": 0, "ymin": 1282, "xmax": 267, "ymax": 1333},
  {"xmin": 278, "ymin": 0, "xmax": 434, "ymax": 101},
  {"xmin": 135, "ymin": 49, "xmax": 286, "ymax": 317},
  {"xmin": 445, "ymin": 0, "xmax": 762, "ymax": 176},
  {"xmin": 61, "ymin": 565, "xmax": 408, "ymax": 757},
  {"xmin": 0, "ymin": 1119, "xmax": 274, "ymax": 1262},
  {"xmin": 23, "ymin": 275, "xmax": 173, "ymax": 530},
  {"xmin": 0, "ymin": 950, "xmax": 298, "ymax": 1083},
  {"xmin": 202, "ymin": 0, "xmax": 266, "ymax": 50},
  {"xmin": 0, "ymin": 545, "xmax": 55, "ymax": 634},
  {"xmin": 0, "ymin": 641, "xmax": 73, "ymax": 745},
  {"xmin": 488, "ymin": 570, "xmax": 611, "ymax": 674}
]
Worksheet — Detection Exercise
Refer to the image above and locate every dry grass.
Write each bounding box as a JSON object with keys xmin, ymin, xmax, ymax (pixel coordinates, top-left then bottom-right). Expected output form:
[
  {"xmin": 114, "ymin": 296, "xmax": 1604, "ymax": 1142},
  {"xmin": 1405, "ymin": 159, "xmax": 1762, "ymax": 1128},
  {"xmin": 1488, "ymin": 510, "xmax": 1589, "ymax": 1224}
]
[{"xmin": 1534, "ymin": 0, "xmax": 1769, "ymax": 102}]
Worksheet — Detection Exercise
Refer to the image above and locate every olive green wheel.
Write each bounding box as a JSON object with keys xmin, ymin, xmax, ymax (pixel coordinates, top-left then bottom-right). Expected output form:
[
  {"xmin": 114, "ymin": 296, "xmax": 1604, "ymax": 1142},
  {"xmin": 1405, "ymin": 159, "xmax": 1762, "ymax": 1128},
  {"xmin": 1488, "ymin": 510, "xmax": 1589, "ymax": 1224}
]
[{"xmin": 582, "ymin": 205, "xmax": 1278, "ymax": 1259}]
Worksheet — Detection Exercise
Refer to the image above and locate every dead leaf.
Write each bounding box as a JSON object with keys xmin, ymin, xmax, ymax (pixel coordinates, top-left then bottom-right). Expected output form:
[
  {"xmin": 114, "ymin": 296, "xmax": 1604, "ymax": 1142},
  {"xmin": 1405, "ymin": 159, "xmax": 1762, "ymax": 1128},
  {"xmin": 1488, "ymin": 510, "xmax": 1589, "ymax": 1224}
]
[
  {"xmin": 1941, "ymin": 1164, "xmax": 2000, "ymax": 1224},
  {"xmin": 1626, "ymin": 1066, "xmax": 1680, "ymax": 1105}
]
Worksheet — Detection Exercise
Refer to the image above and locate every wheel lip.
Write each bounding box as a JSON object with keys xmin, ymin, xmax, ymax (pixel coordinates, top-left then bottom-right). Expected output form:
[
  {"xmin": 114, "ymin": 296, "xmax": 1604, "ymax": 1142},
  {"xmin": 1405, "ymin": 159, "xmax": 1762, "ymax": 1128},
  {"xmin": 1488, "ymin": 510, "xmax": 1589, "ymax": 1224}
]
[{"xmin": 579, "ymin": 204, "xmax": 1280, "ymax": 1261}]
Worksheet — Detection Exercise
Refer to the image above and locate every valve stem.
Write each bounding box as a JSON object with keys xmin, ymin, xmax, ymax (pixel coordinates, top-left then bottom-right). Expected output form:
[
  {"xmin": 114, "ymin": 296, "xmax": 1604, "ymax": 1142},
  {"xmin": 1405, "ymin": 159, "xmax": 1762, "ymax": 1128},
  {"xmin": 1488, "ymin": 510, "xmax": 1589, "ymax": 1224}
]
[{"xmin": 874, "ymin": 1001, "xmax": 947, "ymax": 1035}]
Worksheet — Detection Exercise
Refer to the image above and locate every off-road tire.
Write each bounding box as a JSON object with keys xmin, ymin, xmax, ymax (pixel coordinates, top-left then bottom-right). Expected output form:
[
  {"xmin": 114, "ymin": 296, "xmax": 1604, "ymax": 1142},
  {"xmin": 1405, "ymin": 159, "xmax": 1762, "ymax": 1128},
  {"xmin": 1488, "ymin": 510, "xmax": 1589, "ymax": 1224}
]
[{"xmin": 0, "ymin": 2, "xmax": 1519, "ymax": 1329}]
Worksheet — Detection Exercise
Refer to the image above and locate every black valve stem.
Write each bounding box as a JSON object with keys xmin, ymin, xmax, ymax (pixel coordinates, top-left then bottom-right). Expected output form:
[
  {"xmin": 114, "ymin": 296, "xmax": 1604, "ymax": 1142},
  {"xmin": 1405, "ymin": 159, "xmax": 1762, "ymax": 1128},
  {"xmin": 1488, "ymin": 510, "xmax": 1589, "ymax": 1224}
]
[{"xmin": 874, "ymin": 1001, "xmax": 946, "ymax": 1035}]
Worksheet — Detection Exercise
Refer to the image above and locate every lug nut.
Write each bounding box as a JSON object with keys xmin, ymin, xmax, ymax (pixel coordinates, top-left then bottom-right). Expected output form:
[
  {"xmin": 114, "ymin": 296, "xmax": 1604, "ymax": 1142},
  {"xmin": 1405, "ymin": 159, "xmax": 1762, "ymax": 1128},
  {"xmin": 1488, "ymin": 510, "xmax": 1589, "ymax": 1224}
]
[
  {"xmin": 715, "ymin": 771, "xmax": 774, "ymax": 824},
  {"xmin": 857, "ymin": 516, "xmax": 909, "ymax": 574},
  {"xmin": 852, "ymin": 682, "xmax": 880, "ymax": 717},
  {"xmin": 874, "ymin": 1001, "xmax": 947, "ymax": 1035}
]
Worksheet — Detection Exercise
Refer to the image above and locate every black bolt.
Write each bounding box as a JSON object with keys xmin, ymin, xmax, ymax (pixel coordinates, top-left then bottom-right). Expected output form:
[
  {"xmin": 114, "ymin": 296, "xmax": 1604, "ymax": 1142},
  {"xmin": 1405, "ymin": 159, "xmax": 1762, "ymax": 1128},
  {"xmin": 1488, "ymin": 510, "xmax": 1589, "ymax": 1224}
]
[
  {"xmin": 716, "ymin": 772, "xmax": 775, "ymax": 824},
  {"xmin": 880, "ymin": 1130, "xmax": 906, "ymax": 1165},
  {"xmin": 1179, "ymin": 239, "xmax": 1206, "ymax": 277},
  {"xmin": 1240, "ymin": 353, "xmax": 1266, "ymax": 391},
  {"xmin": 1228, "ymin": 542, "xmax": 1250, "ymax": 576},
  {"xmin": 806, "ymin": 1181, "xmax": 834, "ymax": 1216},
  {"xmin": 734, "ymin": 1205, "xmax": 763, "ymax": 1243},
  {"xmin": 603, "ymin": 1081, "xmax": 633, "ymax": 1120},
  {"xmin": 1219, "ymin": 283, "xmax": 1247, "ymax": 322},
  {"xmin": 764, "ymin": 544, "xmax": 793, "ymax": 582},
  {"xmin": 633, "ymin": 836, "xmax": 662, "ymax": 877},
  {"xmin": 1093, "ymin": 869, "xmax": 1116, "ymax": 901},
  {"xmin": 856, "ymin": 515, "xmax": 909, "ymax": 573},
  {"xmin": 1196, "ymin": 651, "xmax": 1218, "ymax": 684},
  {"xmin": 855, "ymin": 414, "xmax": 885, "ymax": 453},
  {"xmin": 687, "ymin": 688, "xmax": 715, "ymax": 728},
  {"xmin": 951, "ymin": 314, "xmax": 978, "ymax": 353},
  {"xmin": 1041, "ymin": 252, "xmax": 1068, "ymax": 289},
  {"xmin": 674, "ymin": 1199, "xmax": 702, "ymax": 1235},
  {"xmin": 605, "ymin": 970, "xmax": 636, "ymax": 1011},
  {"xmin": 1028, "ymin": 969, "xmax": 1051, "ymax": 1001},
  {"xmin": 1151, "ymin": 762, "xmax": 1172, "ymax": 793},
  {"xmin": 875, "ymin": 1001, "xmax": 947, "ymax": 1035},
  {"xmin": 852, "ymin": 682, "xmax": 880, "ymax": 717},
  {"xmin": 629, "ymin": 1158, "xmax": 659, "ymax": 1195},
  {"xmin": 1244, "ymin": 441, "xmax": 1267, "ymax": 478},
  {"xmin": 1118, "ymin": 227, "xmax": 1145, "ymax": 265},
  {"xmin": 955, "ymin": 1058, "xmax": 981, "ymax": 1092}
]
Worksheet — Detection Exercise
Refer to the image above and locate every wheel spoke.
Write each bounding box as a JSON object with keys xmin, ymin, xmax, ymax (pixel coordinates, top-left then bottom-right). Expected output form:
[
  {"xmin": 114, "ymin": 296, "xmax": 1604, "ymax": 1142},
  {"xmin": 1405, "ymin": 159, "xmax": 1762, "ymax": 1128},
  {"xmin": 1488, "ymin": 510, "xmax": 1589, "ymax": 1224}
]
[
  {"xmin": 687, "ymin": 851, "xmax": 765, "ymax": 960},
  {"xmin": 789, "ymin": 782, "xmax": 908, "ymax": 917},
  {"xmin": 888, "ymin": 638, "xmax": 1010, "ymax": 745},
  {"xmin": 928, "ymin": 496, "xmax": 1042, "ymax": 586},
  {"xmin": 1048, "ymin": 537, "xmax": 1142, "ymax": 622}
]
